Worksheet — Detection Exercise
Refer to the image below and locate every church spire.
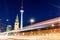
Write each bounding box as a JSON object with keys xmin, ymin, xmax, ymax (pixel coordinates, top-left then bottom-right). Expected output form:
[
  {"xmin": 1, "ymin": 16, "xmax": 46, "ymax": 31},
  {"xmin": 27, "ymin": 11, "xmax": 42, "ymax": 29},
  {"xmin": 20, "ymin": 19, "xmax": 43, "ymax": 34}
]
[
  {"xmin": 16, "ymin": 14, "xmax": 19, "ymax": 22},
  {"xmin": 14, "ymin": 14, "xmax": 19, "ymax": 30}
]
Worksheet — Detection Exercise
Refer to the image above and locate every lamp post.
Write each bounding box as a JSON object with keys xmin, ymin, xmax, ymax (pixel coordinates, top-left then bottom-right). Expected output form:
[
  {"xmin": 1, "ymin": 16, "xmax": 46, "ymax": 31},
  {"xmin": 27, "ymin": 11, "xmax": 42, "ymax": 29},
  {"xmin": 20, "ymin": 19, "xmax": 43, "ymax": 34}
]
[{"xmin": 30, "ymin": 18, "xmax": 35, "ymax": 35}]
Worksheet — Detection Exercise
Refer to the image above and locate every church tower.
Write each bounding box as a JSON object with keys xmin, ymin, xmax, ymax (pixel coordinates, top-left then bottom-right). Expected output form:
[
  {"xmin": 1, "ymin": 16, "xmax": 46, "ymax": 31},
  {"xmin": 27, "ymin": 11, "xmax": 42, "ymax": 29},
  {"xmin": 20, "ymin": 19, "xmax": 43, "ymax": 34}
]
[{"xmin": 14, "ymin": 14, "xmax": 19, "ymax": 30}]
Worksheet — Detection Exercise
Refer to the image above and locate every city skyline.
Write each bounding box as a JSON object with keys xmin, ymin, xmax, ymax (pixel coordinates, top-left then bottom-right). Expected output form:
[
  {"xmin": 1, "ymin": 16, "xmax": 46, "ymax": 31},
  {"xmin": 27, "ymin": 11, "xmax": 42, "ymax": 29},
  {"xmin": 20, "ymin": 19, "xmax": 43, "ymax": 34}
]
[
  {"xmin": 0, "ymin": 0, "xmax": 59, "ymax": 30},
  {"xmin": 0, "ymin": 0, "xmax": 60, "ymax": 40}
]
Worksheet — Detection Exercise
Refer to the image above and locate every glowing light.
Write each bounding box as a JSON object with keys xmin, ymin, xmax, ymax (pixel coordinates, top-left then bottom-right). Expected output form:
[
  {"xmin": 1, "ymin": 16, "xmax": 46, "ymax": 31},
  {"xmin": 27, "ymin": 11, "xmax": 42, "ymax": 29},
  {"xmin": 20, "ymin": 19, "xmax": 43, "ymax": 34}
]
[
  {"xmin": 22, "ymin": 32, "xmax": 25, "ymax": 35},
  {"xmin": 15, "ymin": 34, "xmax": 17, "ymax": 36},
  {"xmin": 20, "ymin": 10, "xmax": 24, "ymax": 13},
  {"xmin": 6, "ymin": 19, "xmax": 9, "ymax": 21},
  {"xmin": 30, "ymin": 18, "xmax": 35, "ymax": 24},
  {"xmin": 51, "ymin": 24, "xmax": 55, "ymax": 27}
]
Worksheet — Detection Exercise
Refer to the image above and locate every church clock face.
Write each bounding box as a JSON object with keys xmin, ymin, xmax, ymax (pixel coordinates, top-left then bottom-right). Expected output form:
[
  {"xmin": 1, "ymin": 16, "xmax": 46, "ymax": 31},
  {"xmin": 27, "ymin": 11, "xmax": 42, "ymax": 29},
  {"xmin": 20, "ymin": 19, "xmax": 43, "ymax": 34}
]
[{"xmin": 16, "ymin": 24, "xmax": 17, "ymax": 25}]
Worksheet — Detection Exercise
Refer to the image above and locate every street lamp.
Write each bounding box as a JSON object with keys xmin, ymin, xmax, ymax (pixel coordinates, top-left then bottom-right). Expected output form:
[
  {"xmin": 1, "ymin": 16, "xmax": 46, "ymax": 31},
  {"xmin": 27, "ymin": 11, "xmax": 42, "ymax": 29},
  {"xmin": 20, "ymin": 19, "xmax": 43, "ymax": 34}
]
[
  {"xmin": 30, "ymin": 18, "xmax": 35, "ymax": 24},
  {"xmin": 30, "ymin": 18, "xmax": 35, "ymax": 25},
  {"xmin": 30, "ymin": 18, "xmax": 35, "ymax": 35}
]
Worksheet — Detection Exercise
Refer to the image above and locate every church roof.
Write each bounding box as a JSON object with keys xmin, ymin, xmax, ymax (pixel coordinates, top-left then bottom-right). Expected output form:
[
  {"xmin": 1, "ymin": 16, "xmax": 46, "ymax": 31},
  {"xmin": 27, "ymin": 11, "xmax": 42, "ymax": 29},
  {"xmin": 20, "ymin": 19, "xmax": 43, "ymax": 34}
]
[{"xmin": 15, "ymin": 14, "xmax": 19, "ymax": 22}]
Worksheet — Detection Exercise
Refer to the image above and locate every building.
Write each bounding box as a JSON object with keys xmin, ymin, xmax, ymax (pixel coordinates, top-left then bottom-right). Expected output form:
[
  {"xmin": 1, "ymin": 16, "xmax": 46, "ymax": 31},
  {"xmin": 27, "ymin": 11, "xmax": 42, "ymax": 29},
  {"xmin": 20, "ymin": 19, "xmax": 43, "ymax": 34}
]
[
  {"xmin": 6, "ymin": 25, "xmax": 12, "ymax": 32},
  {"xmin": 14, "ymin": 14, "xmax": 19, "ymax": 30}
]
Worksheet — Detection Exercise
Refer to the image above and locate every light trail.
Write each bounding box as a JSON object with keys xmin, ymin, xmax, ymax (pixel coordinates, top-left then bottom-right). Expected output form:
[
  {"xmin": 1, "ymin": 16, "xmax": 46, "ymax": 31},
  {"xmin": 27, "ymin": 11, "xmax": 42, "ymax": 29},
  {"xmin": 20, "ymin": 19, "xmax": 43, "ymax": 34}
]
[
  {"xmin": 49, "ymin": 3, "xmax": 60, "ymax": 8},
  {"xmin": 0, "ymin": 35, "xmax": 60, "ymax": 39},
  {"xmin": 0, "ymin": 17, "xmax": 60, "ymax": 34}
]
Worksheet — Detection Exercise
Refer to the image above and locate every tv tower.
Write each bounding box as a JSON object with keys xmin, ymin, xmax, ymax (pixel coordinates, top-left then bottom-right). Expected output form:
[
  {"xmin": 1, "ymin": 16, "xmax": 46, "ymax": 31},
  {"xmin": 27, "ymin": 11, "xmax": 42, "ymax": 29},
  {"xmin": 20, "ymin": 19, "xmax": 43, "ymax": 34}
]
[{"xmin": 20, "ymin": 0, "xmax": 24, "ymax": 30}]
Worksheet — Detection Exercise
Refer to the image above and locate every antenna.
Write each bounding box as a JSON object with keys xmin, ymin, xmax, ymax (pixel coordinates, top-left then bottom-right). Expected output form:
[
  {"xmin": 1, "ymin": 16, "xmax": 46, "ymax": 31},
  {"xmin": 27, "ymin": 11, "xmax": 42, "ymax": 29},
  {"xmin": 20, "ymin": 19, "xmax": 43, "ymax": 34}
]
[{"xmin": 21, "ymin": 0, "xmax": 24, "ymax": 10}]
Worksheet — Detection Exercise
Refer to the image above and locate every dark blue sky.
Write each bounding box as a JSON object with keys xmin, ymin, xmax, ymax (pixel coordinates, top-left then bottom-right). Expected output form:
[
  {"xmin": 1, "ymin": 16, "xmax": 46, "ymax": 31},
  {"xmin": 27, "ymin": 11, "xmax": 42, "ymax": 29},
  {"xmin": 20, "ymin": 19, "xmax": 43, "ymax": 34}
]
[{"xmin": 0, "ymin": 0, "xmax": 59, "ymax": 30}]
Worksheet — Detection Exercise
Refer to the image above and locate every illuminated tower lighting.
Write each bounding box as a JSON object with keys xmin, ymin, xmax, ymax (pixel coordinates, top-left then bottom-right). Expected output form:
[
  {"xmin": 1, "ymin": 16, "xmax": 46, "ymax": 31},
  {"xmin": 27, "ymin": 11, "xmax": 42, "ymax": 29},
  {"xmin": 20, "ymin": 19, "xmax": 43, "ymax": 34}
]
[{"xmin": 20, "ymin": 0, "xmax": 24, "ymax": 30}]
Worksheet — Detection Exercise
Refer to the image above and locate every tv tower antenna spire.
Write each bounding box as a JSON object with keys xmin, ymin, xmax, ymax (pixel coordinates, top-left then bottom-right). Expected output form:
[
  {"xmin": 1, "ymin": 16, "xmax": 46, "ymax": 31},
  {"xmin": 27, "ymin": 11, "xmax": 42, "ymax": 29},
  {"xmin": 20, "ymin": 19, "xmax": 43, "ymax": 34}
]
[
  {"xmin": 21, "ymin": 0, "xmax": 23, "ymax": 9},
  {"xmin": 20, "ymin": 0, "xmax": 24, "ymax": 30}
]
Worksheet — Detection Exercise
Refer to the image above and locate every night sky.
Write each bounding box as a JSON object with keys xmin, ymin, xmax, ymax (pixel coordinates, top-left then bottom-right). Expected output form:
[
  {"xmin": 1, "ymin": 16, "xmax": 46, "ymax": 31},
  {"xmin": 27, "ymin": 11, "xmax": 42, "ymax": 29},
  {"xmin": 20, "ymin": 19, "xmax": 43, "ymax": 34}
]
[{"xmin": 0, "ymin": 0, "xmax": 59, "ymax": 31}]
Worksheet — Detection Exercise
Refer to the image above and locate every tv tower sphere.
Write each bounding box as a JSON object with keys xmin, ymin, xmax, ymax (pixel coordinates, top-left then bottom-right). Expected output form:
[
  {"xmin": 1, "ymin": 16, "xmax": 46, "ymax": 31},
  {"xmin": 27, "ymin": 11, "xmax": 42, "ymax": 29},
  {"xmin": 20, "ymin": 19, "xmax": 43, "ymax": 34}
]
[{"xmin": 20, "ymin": 10, "xmax": 24, "ymax": 13}]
